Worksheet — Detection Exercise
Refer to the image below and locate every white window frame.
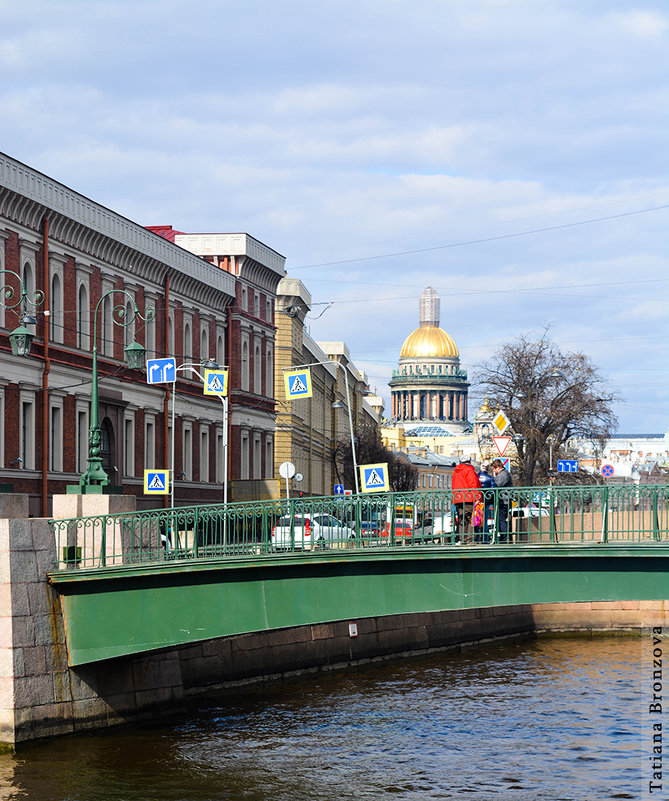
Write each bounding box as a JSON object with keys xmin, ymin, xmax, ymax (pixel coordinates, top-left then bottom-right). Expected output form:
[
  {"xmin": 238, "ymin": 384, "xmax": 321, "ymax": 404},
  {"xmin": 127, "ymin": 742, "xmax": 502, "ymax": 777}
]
[
  {"xmin": 49, "ymin": 398, "xmax": 64, "ymax": 472},
  {"xmin": 144, "ymin": 414, "xmax": 156, "ymax": 470},
  {"xmin": 76, "ymin": 402, "xmax": 89, "ymax": 474},
  {"xmin": 123, "ymin": 413, "xmax": 135, "ymax": 477},
  {"xmin": 240, "ymin": 431, "xmax": 249, "ymax": 480},
  {"xmin": 19, "ymin": 392, "xmax": 35, "ymax": 470},
  {"xmin": 183, "ymin": 422, "xmax": 193, "ymax": 480},
  {"xmin": 265, "ymin": 437, "xmax": 273, "ymax": 480},
  {"xmin": 200, "ymin": 426, "xmax": 209, "ymax": 483}
]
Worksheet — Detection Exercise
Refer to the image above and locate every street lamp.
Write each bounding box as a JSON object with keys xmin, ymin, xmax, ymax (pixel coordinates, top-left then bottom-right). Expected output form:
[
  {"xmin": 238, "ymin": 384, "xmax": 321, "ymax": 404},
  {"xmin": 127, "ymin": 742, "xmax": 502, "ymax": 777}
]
[
  {"xmin": 331, "ymin": 364, "xmax": 360, "ymax": 494},
  {"xmin": 0, "ymin": 270, "xmax": 44, "ymax": 357},
  {"xmin": 78, "ymin": 290, "xmax": 155, "ymax": 491}
]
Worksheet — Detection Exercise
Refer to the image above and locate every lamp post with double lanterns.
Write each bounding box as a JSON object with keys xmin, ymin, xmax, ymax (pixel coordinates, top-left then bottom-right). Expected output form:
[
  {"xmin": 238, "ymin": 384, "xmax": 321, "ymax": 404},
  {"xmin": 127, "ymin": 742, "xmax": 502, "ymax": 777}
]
[
  {"xmin": 78, "ymin": 290, "xmax": 155, "ymax": 492},
  {"xmin": 0, "ymin": 269, "xmax": 44, "ymax": 357}
]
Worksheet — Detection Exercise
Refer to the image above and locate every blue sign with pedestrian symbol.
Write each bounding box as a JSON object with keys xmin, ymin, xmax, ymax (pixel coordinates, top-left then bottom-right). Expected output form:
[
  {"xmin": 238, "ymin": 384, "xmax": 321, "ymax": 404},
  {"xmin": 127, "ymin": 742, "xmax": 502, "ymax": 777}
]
[
  {"xmin": 204, "ymin": 369, "xmax": 228, "ymax": 396},
  {"xmin": 360, "ymin": 463, "xmax": 389, "ymax": 493},
  {"xmin": 144, "ymin": 469, "xmax": 170, "ymax": 495},
  {"xmin": 557, "ymin": 460, "xmax": 579, "ymax": 472},
  {"xmin": 146, "ymin": 357, "xmax": 176, "ymax": 384},
  {"xmin": 284, "ymin": 368, "xmax": 313, "ymax": 399}
]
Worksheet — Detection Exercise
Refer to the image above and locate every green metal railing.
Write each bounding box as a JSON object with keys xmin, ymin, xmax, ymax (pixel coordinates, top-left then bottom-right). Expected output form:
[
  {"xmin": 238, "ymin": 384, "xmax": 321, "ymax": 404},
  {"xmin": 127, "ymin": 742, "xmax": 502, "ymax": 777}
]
[{"xmin": 49, "ymin": 483, "xmax": 669, "ymax": 571}]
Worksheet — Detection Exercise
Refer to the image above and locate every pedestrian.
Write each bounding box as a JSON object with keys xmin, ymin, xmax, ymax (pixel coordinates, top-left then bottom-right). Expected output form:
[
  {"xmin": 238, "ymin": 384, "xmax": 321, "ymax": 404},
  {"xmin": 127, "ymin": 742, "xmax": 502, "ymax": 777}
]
[
  {"xmin": 477, "ymin": 463, "xmax": 495, "ymax": 542},
  {"xmin": 452, "ymin": 456, "xmax": 482, "ymax": 543},
  {"xmin": 491, "ymin": 459, "xmax": 513, "ymax": 542}
]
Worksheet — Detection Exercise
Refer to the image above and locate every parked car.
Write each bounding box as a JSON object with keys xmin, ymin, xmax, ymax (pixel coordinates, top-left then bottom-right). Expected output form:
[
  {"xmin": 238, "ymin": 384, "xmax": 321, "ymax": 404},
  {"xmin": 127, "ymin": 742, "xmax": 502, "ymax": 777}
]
[{"xmin": 271, "ymin": 513, "xmax": 356, "ymax": 551}]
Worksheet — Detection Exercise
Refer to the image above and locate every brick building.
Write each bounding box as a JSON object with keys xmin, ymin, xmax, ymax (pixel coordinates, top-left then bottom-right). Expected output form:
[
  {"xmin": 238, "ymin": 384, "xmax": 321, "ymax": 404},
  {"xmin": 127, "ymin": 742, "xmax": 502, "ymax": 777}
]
[{"xmin": 0, "ymin": 152, "xmax": 282, "ymax": 514}]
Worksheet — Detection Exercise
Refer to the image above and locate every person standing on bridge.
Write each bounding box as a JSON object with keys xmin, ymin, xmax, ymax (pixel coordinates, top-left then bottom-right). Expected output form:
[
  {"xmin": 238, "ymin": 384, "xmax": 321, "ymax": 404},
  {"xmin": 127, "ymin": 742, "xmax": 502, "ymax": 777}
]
[
  {"xmin": 477, "ymin": 463, "xmax": 495, "ymax": 543},
  {"xmin": 452, "ymin": 456, "xmax": 482, "ymax": 543},
  {"xmin": 491, "ymin": 459, "xmax": 513, "ymax": 542}
]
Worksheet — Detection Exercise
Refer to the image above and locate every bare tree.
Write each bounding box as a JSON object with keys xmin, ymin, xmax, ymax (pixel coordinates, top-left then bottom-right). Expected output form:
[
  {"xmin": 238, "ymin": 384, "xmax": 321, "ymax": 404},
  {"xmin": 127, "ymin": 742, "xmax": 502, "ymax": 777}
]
[
  {"xmin": 333, "ymin": 426, "xmax": 418, "ymax": 492},
  {"xmin": 475, "ymin": 330, "xmax": 617, "ymax": 486}
]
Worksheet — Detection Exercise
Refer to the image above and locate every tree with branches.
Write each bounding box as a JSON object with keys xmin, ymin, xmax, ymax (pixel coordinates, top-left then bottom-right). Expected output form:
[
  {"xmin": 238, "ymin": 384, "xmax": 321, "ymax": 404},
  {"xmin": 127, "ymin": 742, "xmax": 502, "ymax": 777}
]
[
  {"xmin": 333, "ymin": 426, "xmax": 418, "ymax": 492},
  {"xmin": 475, "ymin": 330, "xmax": 617, "ymax": 486}
]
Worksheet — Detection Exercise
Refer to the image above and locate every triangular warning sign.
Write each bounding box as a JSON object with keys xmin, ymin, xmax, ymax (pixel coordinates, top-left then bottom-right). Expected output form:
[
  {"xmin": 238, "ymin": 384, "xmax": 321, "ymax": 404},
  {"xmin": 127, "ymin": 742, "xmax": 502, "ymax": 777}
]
[
  {"xmin": 290, "ymin": 375, "xmax": 307, "ymax": 394},
  {"xmin": 493, "ymin": 436, "xmax": 512, "ymax": 456},
  {"xmin": 148, "ymin": 474, "xmax": 165, "ymax": 490},
  {"xmin": 366, "ymin": 469, "xmax": 384, "ymax": 486}
]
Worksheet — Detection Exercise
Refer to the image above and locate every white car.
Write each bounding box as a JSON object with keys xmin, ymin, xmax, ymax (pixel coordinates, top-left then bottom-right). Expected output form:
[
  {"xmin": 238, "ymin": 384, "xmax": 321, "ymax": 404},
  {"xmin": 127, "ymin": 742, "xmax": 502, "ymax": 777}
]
[{"xmin": 271, "ymin": 513, "xmax": 356, "ymax": 551}]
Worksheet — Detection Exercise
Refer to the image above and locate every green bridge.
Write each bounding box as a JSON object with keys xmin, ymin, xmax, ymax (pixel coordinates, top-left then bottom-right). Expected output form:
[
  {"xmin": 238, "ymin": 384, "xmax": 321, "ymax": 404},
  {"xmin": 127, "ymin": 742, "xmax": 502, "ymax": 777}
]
[{"xmin": 48, "ymin": 484, "xmax": 669, "ymax": 666}]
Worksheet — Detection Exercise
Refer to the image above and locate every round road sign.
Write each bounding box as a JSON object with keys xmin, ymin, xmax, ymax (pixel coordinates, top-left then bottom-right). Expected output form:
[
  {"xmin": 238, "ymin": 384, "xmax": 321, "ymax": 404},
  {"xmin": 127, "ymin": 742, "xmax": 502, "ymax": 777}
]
[
  {"xmin": 279, "ymin": 461, "xmax": 296, "ymax": 479},
  {"xmin": 601, "ymin": 464, "xmax": 615, "ymax": 478}
]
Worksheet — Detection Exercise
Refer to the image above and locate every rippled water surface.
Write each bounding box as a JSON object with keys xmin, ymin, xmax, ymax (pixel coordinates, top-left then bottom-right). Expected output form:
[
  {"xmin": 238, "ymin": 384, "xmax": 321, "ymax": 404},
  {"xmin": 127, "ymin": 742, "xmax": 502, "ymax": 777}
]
[{"xmin": 0, "ymin": 636, "xmax": 647, "ymax": 800}]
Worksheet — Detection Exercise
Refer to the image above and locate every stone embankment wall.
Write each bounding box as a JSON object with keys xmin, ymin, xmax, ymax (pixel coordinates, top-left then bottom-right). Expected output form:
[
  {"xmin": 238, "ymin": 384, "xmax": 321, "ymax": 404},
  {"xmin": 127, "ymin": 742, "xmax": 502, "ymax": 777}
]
[{"xmin": 0, "ymin": 505, "xmax": 667, "ymax": 747}]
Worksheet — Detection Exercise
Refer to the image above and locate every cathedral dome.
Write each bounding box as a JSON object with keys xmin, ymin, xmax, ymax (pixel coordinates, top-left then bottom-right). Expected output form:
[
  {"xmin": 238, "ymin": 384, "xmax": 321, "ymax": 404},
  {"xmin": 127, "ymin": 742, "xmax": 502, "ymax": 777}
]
[{"xmin": 400, "ymin": 325, "xmax": 459, "ymax": 359}]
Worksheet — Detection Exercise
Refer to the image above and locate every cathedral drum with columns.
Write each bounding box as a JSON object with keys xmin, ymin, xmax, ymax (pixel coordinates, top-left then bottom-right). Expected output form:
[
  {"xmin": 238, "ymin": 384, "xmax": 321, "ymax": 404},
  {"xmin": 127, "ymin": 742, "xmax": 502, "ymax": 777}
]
[{"xmin": 388, "ymin": 287, "xmax": 470, "ymax": 435}]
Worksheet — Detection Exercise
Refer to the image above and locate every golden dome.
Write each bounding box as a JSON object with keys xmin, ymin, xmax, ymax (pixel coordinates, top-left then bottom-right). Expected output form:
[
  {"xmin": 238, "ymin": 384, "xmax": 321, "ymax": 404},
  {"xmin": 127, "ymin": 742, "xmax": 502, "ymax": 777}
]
[{"xmin": 400, "ymin": 326, "xmax": 459, "ymax": 359}]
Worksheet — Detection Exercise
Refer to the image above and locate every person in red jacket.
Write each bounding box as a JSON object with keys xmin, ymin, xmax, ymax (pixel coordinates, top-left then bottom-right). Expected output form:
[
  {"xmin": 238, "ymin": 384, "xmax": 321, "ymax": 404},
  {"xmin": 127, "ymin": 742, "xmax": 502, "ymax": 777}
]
[{"xmin": 451, "ymin": 456, "xmax": 482, "ymax": 542}]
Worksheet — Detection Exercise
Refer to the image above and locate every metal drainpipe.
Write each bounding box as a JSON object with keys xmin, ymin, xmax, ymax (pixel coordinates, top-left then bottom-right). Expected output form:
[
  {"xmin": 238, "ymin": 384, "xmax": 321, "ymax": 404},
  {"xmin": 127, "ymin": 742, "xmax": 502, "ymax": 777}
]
[
  {"xmin": 40, "ymin": 215, "xmax": 50, "ymax": 516},
  {"xmin": 162, "ymin": 273, "xmax": 171, "ymax": 509}
]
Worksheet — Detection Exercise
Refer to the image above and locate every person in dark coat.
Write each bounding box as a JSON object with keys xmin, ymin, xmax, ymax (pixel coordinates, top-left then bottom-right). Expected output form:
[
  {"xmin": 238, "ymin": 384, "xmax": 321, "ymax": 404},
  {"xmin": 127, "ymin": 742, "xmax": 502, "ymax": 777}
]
[
  {"xmin": 477, "ymin": 463, "xmax": 495, "ymax": 542},
  {"xmin": 491, "ymin": 459, "xmax": 513, "ymax": 542}
]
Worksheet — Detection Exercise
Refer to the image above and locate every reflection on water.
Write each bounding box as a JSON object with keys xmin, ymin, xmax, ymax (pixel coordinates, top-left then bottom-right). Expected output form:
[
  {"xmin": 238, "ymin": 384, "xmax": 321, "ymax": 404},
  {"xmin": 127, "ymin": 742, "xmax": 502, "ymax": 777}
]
[{"xmin": 0, "ymin": 636, "xmax": 644, "ymax": 800}]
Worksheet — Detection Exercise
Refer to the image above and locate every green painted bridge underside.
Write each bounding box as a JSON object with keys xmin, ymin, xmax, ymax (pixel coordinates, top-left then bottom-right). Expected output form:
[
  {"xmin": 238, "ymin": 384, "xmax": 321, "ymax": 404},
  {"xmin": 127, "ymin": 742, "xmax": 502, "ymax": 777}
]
[{"xmin": 48, "ymin": 545, "xmax": 669, "ymax": 666}]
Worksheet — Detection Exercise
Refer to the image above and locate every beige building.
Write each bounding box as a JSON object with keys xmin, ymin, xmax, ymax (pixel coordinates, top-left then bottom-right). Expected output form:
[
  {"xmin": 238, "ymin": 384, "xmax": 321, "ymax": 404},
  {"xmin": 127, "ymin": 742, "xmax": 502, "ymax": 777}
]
[{"xmin": 274, "ymin": 278, "xmax": 383, "ymax": 497}]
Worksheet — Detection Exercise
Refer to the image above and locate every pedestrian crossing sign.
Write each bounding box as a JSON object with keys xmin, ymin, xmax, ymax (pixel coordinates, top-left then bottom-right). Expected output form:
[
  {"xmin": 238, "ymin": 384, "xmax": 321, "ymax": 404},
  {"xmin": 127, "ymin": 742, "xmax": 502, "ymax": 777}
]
[
  {"xmin": 284, "ymin": 368, "xmax": 312, "ymax": 399},
  {"xmin": 360, "ymin": 462, "xmax": 389, "ymax": 493},
  {"xmin": 144, "ymin": 469, "xmax": 170, "ymax": 495},
  {"xmin": 204, "ymin": 369, "xmax": 228, "ymax": 396}
]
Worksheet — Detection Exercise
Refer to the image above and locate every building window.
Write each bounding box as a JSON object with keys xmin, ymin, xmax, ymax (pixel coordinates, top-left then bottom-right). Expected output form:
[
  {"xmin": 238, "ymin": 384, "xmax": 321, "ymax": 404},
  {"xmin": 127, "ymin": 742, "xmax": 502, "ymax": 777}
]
[
  {"xmin": 20, "ymin": 396, "xmax": 35, "ymax": 470},
  {"xmin": 50, "ymin": 272, "xmax": 63, "ymax": 344},
  {"xmin": 49, "ymin": 402, "xmax": 63, "ymax": 472},
  {"xmin": 254, "ymin": 293, "xmax": 260, "ymax": 318},
  {"xmin": 265, "ymin": 438, "xmax": 273, "ymax": 479},
  {"xmin": 266, "ymin": 299, "xmax": 272, "ymax": 323},
  {"xmin": 124, "ymin": 416, "xmax": 135, "ymax": 477},
  {"xmin": 241, "ymin": 337, "xmax": 249, "ymax": 391},
  {"xmin": 102, "ymin": 294, "xmax": 113, "ymax": 356},
  {"xmin": 240, "ymin": 432, "xmax": 249, "ymax": 480},
  {"xmin": 216, "ymin": 332, "xmax": 225, "ymax": 365},
  {"xmin": 183, "ymin": 320, "xmax": 192, "ymax": 362},
  {"xmin": 266, "ymin": 346, "xmax": 273, "ymax": 398},
  {"xmin": 254, "ymin": 343, "xmax": 262, "ymax": 394},
  {"xmin": 76, "ymin": 408, "xmax": 88, "ymax": 474},
  {"xmin": 168, "ymin": 313, "xmax": 174, "ymax": 355},
  {"xmin": 241, "ymin": 287, "xmax": 247, "ymax": 312},
  {"xmin": 200, "ymin": 428, "xmax": 209, "ymax": 483},
  {"xmin": 78, "ymin": 283, "xmax": 90, "ymax": 350},
  {"xmin": 216, "ymin": 430, "xmax": 224, "ymax": 483},
  {"xmin": 253, "ymin": 434, "xmax": 262, "ymax": 479},
  {"xmin": 0, "ymin": 390, "xmax": 4, "ymax": 468},
  {"xmin": 145, "ymin": 417, "xmax": 155, "ymax": 469},
  {"xmin": 200, "ymin": 324, "xmax": 209, "ymax": 362},
  {"xmin": 183, "ymin": 424, "xmax": 193, "ymax": 480},
  {"xmin": 145, "ymin": 303, "xmax": 156, "ymax": 359},
  {"xmin": 123, "ymin": 300, "xmax": 135, "ymax": 348}
]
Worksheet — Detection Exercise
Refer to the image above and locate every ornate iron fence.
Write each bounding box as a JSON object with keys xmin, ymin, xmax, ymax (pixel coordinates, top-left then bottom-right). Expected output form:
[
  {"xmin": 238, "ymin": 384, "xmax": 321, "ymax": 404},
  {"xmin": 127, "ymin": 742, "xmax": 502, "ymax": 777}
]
[{"xmin": 49, "ymin": 484, "xmax": 669, "ymax": 571}]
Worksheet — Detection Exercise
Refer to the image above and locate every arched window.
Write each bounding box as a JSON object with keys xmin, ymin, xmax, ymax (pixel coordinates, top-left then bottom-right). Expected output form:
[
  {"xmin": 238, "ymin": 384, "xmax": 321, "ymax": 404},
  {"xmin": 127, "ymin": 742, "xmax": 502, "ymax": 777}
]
[
  {"xmin": 216, "ymin": 333, "xmax": 225, "ymax": 366},
  {"xmin": 168, "ymin": 314, "xmax": 174, "ymax": 355},
  {"xmin": 77, "ymin": 283, "xmax": 89, "ymax": 350},
  {"xmin": 183, "ymin": 320, "xmax": 192, "ymax": 361},
  {"xmin": 22, "ymin": 262, "xmax": 34, "ymax": 301},
  {"xmin": 265, "ymin": 346, "xmax": 273, "ymax": 398},
  {"xmin": 123, "ymin": 301, "xmax": 135, "ymax": 348},
  {"xmin": 254, "ymin": 343, "xmax": 262, "ymax": 393},
  {"xmin": 242, "ymin": 339, "xmax": 249, "ymax": 391},
  {"xmin": 101, "ymin": 295, "xmax": 113, "ymax": 356},
  {"xmin": 200, "ymin": 325, "xmax": 209, "ymax": 362},
  {"xmin": 50, "ymin": 272, "xmax": 63, "ymax": 343}
]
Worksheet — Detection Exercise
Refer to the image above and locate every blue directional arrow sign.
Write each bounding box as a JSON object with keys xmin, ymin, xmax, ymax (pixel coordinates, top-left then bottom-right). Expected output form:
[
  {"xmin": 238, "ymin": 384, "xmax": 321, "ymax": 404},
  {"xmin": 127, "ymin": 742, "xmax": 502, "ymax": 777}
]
[
  {"xmin": 146, "ymin": 357, "xmax": 176, "ymax": 384},
  {"xmin": 334, "ymin": 484, "xmax": 344, "ymax": 495},
  {"xmin": 557, "ymin": 459, "xmax": 579, "ymax": 472},
  {"xmin": 144, "ymin": 469, "xmax": 170, "ymax": 495},
  {"xmin": 360, "ymin": 462, "xmax": 389, "ymax": 493}
]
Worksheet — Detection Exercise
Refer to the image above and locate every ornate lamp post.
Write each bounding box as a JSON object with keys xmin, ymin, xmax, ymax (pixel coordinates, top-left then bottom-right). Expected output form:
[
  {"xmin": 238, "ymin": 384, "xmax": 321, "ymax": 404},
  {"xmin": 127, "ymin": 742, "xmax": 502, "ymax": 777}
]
[
  {"xmin": 0, "ymin": 269, "xmax": 44, "ymax": 357},
  {"xmin": 79, "ymin": 290, "xmax": 155, "ymax": 491}
]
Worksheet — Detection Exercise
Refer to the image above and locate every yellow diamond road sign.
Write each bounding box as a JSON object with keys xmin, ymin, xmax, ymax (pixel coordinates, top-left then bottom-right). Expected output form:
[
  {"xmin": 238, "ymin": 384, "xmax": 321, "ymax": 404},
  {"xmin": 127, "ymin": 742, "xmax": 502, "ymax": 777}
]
[{"xmin": 492, "ymin": 410, "xmax": 510, "ymax": 435}]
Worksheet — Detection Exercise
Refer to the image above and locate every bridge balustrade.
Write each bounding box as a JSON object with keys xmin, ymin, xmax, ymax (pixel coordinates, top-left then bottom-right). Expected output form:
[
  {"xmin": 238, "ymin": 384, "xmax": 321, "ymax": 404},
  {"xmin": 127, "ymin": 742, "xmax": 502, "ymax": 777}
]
[{"xmin": 49, "ymin": 484, "xmax": 669, "ymax": 571}]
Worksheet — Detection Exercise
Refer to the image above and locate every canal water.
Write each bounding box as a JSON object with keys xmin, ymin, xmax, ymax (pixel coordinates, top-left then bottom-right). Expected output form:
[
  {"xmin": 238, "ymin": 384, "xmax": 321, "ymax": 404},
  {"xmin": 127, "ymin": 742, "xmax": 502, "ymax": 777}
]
[{"xmin": 0, "ymin": 636, "xmax": 649, "ymax": 800}]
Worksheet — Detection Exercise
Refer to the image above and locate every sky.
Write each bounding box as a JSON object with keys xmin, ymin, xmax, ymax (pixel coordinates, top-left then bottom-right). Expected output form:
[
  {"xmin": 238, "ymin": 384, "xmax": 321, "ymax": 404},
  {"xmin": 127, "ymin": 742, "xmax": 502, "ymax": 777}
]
[{"xmin": 1, "ymin": 0, "xmax": 667, "ymax": 434}]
